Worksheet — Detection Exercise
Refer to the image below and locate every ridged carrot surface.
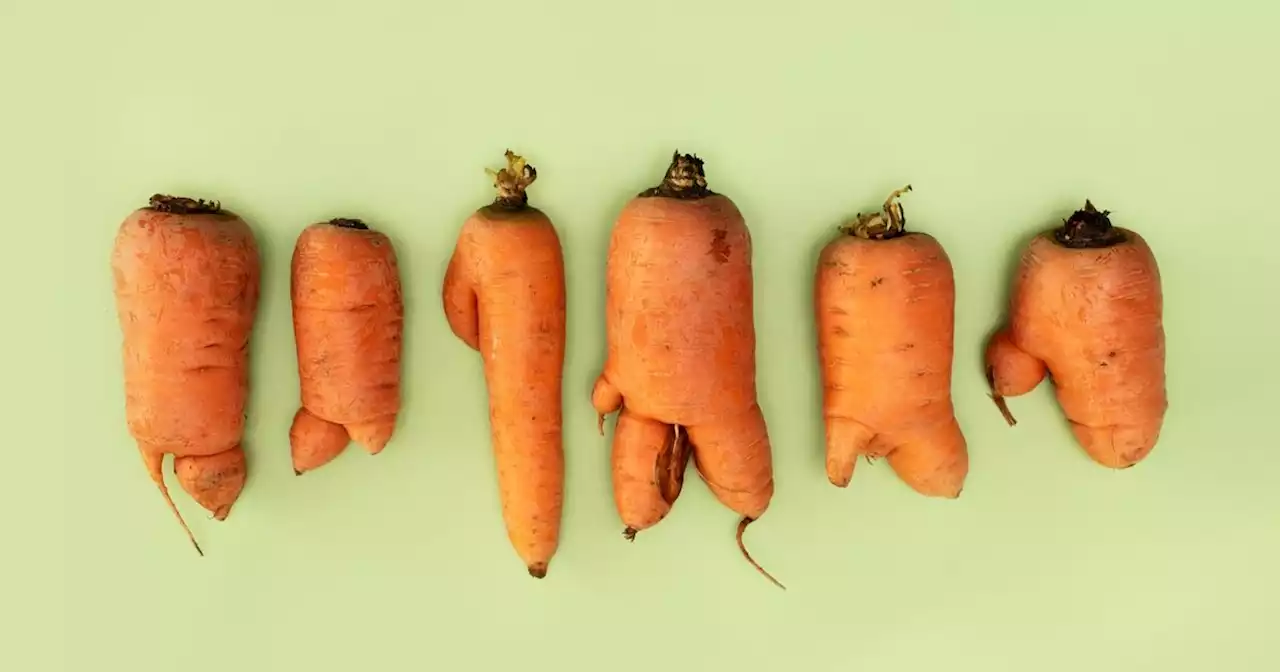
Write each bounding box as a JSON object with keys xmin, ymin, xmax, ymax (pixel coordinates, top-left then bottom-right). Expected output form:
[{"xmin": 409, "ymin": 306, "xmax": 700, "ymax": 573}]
[
  {"xmin": 289, "ymin": 218, "xmax": 404, "ymax": 474},
  {"xmin": 111, "ymin": 194, "xmax": 261, "ymax": 554}
]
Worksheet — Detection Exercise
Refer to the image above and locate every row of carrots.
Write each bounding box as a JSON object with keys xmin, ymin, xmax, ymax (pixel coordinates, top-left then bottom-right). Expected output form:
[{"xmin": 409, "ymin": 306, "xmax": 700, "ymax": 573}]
[{"xmin": 111, "ymin": 150, "xmax": 1168, "ymax": 588}]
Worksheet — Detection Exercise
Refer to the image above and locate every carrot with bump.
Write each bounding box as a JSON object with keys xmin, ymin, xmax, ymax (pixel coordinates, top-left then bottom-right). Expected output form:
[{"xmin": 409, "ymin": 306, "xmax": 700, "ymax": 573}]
[
  {"xmin": 815, "ymin": 186, "xmax": 969, "ymax": 498},
  {"xmin": 289, "ymin": 217, "xmax": 404, "ymax": 475},
  {"xmin": 985, "ymin": 200, "xmax": 1166, "ymax": 468},
  {"xmin": 591, "ymin": 151, "xmax": 781, "ymax": 589},
  {"xmin": 111, "ymin": 194, "xmax": 261, "ymax": 554},
  {"xmin": 443, "ymin": 150, "xmax": 566, "ymax": 579}
]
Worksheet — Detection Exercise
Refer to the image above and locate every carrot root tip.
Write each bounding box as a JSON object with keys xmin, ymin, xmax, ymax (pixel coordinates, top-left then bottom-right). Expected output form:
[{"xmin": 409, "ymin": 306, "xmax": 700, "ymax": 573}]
[
  {"xmin": 623, "ymin": 526, "xmax": 638, "ymax": 542},
  {"xmin": 527, "ymin": 563, "xmax": 549, "ymax": 579},
  {"xmin": 736, "ymin": 517, "xmax": 785, "ymax": 591}
]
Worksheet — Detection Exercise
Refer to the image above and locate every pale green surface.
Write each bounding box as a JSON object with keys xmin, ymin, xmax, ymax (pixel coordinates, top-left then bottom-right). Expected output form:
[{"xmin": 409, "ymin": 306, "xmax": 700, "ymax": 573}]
[{"xmin": 13, "ymin": 0, "xmax": 1279, "ymax": 669}]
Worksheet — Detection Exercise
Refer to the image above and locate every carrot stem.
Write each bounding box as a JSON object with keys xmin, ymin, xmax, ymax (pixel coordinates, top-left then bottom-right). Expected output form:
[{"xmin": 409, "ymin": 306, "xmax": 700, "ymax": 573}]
[
  {"xmin": 148, "ymin": 194, "xmax": 222, "ymax": 215},
  {"xmin": 841, "ymin": 185, "xmax": 913, "ymax": 240},
  {"xmin": 639, "ymin": 150, "xmax": 715, "ymax": 200},
  {"xmin": 142, "ymin": 451, "xmax": 203, "ymax": 556},
  {"xmin": 327, "ymin": 218, "xmax": 369, "ymax": 230},
  {"xmin": 1054, "ymin": 199, "xmax": 1127, "ymax": 248},
  {"xmin": 736, "ymin": 517, "xmax": 785, "ymax": 590},
  {"xmin": 486, "ymin": 150, "xmax": 537, "ymax": 209}
]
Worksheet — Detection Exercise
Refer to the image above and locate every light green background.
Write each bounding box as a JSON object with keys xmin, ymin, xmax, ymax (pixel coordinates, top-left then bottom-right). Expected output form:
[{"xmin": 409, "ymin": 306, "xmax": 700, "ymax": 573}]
[{"xmin": 14, "ymin": 0, "xmax": 1277, "ymax": 669}]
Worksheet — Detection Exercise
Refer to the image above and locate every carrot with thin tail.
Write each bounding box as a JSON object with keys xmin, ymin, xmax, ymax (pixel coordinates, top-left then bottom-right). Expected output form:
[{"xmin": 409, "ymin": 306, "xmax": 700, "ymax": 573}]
[
  {"xmin": 592, "ymin": 151, "xmax": 782, "ymax": 588},
  {"xmin": 985, "ymin": 200, "xmax": 1166, "ymax": 468},
  {"xmin": 111, "ymin": 194, "xmax": 261, "ymax": 553}
]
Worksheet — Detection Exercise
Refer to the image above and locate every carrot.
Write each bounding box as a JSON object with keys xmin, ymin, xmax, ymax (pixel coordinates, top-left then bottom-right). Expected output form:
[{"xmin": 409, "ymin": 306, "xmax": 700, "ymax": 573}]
[
  {"xmin": 290, "ymin": 217, "xmax": 403, "ymax": 475},
  {"xmin": 111, "ymin": 194, "xmax": 261, "ymax": 554},
  {"xmin": 815, "ymin": 186, "xmax": 969, "ymax": 498},
  {"xmin": 591, "ymin": 151, "xmax": 781, "ymax": 589},
  {"xmin": 442, "ymin": 150, "xmax": 566, "ymax": 579},
  {"xmin": 985, "ymin": 200, "xmax": 1166, "ymax": 468}
]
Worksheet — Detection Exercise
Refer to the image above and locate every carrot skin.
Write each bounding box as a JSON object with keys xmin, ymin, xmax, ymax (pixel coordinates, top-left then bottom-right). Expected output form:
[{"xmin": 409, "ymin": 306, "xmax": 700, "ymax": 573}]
[
  {"xmin": 443, "ymin": 156, "xmax": 566, "ymax": 578},
  {"xmin": 986, "ymin": 217, "xmax": 1166, "ymax": 468},
  {"xmin": 174, "ymin": 446, "xmax": 247, "ymax": 520},
  {"xmin": 113, "ymin": 196, "xmax": 260, "ymax": 550},
  {"xmin": 289, "ymin": 220, "xmax": 403, "ymax": 474},
  {"xmin": 816, "ymin": 222, "xmax": 969, "ymax": 498},
  {"xmin": 611, "ymin": 407, "xmax": 688, "ymax": 536}
]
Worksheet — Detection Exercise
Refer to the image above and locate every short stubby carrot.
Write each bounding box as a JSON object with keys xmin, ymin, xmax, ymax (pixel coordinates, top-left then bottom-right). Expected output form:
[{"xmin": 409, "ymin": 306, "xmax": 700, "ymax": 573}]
[
  {"xmin": 111, "ymin": 194, "xmax": 261, "ymax": 554},
  {"xmin": 591, "ymin": 151, "xmax": 780, "ymax": 588},
  {"xmin": 815, "ymin": 186, "xmax": 969, "ymax": 498},
  {"xmin": 290, "ymin": 217, "xmax": 403, "ymax": 474},
  {"xmin": 442, "ymin": 151, "xmax": 566, "ymax": 579},
  {"xmin": 985, "ymin": 201, "xmax": 1166, "ymax": 468}
]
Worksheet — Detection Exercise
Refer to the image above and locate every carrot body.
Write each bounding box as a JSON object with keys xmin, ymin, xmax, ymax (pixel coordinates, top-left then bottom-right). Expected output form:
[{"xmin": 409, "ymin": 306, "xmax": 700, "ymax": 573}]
[
  {"xmin": 986, "ymin": 201, "xmax": 1166, "ymax": 468},
  {"xmin": 290, "ymin": 218, "xmax": 403, "ymax": 474},
  {"xmin": 111, "ymin": 195, "xmax": 261, "ymax": 553},
  {"xmin": 592, "ymin": 152, "xmax": 778, "ymax": 586},
  {"xmin": 442, "ymin": 151, "xmax": 565, "ymax": 579},
  {"xmin": 815, "ymin": 187, "xmax": 968, "ymax": 497}
]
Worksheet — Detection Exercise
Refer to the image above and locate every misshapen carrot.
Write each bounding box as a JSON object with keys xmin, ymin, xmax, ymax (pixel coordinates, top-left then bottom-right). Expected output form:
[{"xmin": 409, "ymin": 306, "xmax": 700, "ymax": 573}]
[
  {"xmin": 985, "ymin": 201, "xmax": 1166, "ymax": 468},
  {"xmin": 815, "ymin": 186, "xmax": 968, "ymax": 498},
  {"xmin": 591, "ymin": 151, "xmax": 780, "ymax": 588},
  {"xmin": 290, "ymin": 218, "xmax": 403, "ymax": 474},
  {"xmin": 112, "ymin": 194, "xmax": 261, "ymax": 554},
  {"xmin": 442, "ymin": 151, "xmax": 565, "ymax": 579}
]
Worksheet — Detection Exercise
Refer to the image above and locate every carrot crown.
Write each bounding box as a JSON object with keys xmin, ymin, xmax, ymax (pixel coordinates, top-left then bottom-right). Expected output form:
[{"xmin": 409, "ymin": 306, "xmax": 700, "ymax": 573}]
[
  {"xmin": 486, "ymin": 150, "xmax": 537, "ymax": 209},
  {"xmin": 148, "ymin": 194, "xmax": 223, "ymax": 215},
  {"xmin": 639, "ymin": 151, "xmax": 716, "ymax": 200},
  {"xmin": 841, "ymin": 185, "xmax": 912, "ymax": 240},
  {"xmin": 327, "ymin": 218, "xmax": 370, "ymax": 230},
  {"xmin": 1054, "ymin": 200, "xmax": 1126, "ymax": 248}
]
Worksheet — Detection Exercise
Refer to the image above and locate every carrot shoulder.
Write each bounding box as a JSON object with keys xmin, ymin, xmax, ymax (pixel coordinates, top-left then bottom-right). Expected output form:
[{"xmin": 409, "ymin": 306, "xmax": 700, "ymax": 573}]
[
  {"xmin": 815, "ymin": 186, "xmax": 968, "ymax": 498},
  {"xmin": 111, "ymin": 195, "xmax": 261, "ymax": 554},
  {"xmin": 985, "ymin": 201, "xmax": 1166, "ymax": 468},
  {"xmin": 442, "ymin": 150, "xmax": 566, "ymax": 579},
  {"xmin": 593, "ymin": 152, "xmax": 780, "ymax": 588},
  {"xmin": 290, "ymin": 217, "xmax": 403, "ymax": 475}
]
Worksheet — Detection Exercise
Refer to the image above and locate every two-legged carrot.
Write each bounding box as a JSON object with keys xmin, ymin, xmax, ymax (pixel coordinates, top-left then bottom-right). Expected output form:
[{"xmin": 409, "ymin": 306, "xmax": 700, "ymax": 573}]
[
  {"xmin": 442, "ymin": 151, "xmax": 566, "ymax": 579},
  {"xmin": 111, "ymin": 194, "xmax": 261, "ymax": 554},
  {"xmin": 985, "ymin": 200, "xmax": 1166, "ymax": 468},
  {"xmin": 591, "ymin": 151, "xmax": 781, "ymax": 588},
  {"xmin": 290, "ymin": 218, "xmax": 404, "ymax": 474},
  {"xmin": 815, "ymin": 186, "xmax": 969, "ymax": 497}
]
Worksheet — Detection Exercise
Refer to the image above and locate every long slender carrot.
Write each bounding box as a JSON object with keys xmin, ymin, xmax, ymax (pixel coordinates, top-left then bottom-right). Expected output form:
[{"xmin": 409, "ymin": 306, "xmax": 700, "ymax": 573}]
[
  {"xmin": 289, "ymin": 217, "xmax": 403, "ymax": 474},
  {"xmin": 815, "ymin": 186, "xmax": 969, "ymax": 497},
  {"xmin": 591, "ymin": 151, "xmax": 782, "ymax": 589},
  {"xmin": 985, "ymin": 200, "xmax": 1166, "ymax": 468},
  {"xmin": 111, "ymin": 194, "xmax": 261, "ymax": 554},
  {"xmin": 442, "ymin": 150, "xmax": 566, "ymax": 579}
]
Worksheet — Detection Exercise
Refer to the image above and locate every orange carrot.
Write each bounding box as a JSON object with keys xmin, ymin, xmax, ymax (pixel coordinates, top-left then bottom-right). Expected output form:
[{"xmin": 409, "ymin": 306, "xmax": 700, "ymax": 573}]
[
  {"xmin": 985, "ymin": 200, "xmax": 1166, "ymax": 468},
  {"xmin": 290, "ymin": 217, "xmax": 403, "ymax": 474},
  {"xmin": 442, "ymin": 150, "xmax": 566, "ymax": 579},
  {"xmin": 815, "ymin": 186, "xmax": 969, "ymax": 497},
  {"xmin": 591, "ymin": 151, "xmax": 781, "ymax": 589},
  {"xmin": 111, "ymin": 194, "xmax": 261, "ymax": 554}
]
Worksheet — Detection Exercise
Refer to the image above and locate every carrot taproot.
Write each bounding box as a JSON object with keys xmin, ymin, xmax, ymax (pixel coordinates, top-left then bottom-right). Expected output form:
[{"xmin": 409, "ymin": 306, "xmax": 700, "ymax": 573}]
[
  {"xmin": 111, "ymin": 194, "xmax": 261, "ymax": 554},
  {"xmin": 290, "ymin": 217, "xmax": 403, "ymax": 475},
  {"xmin": 442, "ymin": 150, "xmax": 566, "ymax": 579},
  {"xmin": 985, "ymin": 200, "xmax": 1166, "ymax": 468},
  {"xmin": 591, "ymin": 151, "xmax": 781, "ymax": 589},
  {"xmin": 815, "ymin": 186, "xmax": 969, "ymax": 498}
]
